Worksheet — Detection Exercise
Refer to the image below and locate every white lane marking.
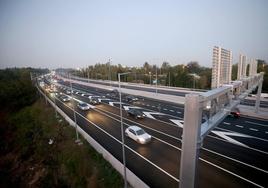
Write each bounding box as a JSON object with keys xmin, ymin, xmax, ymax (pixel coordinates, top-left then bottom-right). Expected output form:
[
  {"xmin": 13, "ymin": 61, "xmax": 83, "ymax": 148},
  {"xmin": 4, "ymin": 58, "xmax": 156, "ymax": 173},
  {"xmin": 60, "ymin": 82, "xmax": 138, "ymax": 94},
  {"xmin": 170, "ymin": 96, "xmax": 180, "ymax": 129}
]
[
  {"xmin": 169, "ymin": 119, "xmax": 184, "ymax": 128},
  {"xmin": 177, "ymin": 111, "xmax": 181, "ymax": 114},
  {"xmin": 199, "ymin": 158, "xmax": 265, "ymax": 188},
  {"xmin": 223, "ymin": 122, "xmax": 231, "ymax": 125},
  {"xmin": 70, "ymin": 105, "xmax": 180, "ymax": 183},
  {"xmin": 208, "ymin": 134, "xmax": 268, "ymax": 155},
  {"xmin": 81, "ymin": 109, "xmax": 181, "ymax": 182},
  {"xmin": 123, "ymin": 106, "xmax": 142, "ymax": 111},
  {"xmin": 211, "ymin": 131, "xmax": 251, "ymax": 147},
  {"xmin": 81, "ymin": 101, "xmax": 268, "ymax": 186},
  {"xmin": 171, "ymin": 105, "xmax": 184, "ymax": 109},
  {"xmin": 108, "ymin": 101, "xmax": 122, "ymax": 106},
  {"xmin": 48, "ymin": 79, "xmax": 268, "ymax": 185},
  {"xmin": 95, "ymin": 107, "xmax": 181, "ymax": 141},
  {"xmin": 98, "ymin": 98, "xmax": 111, "ymax": 102},
  {"xmin": 170, "ymin": 110, "xmax": 174, "ymax": 112},
  {"xmin": 217, "ymin": 127, "xmax": 268, "ymax": 143},
  {"xmin": 146, "ymin": 104, "xmax": 150, "ymax": 107},
  {"xmin": 265, "ymin": 131, "xmax": 268, "ymax": 134},
  {"xmin": 235, "ymin": 125, "xmax": 244, "ymax": 128},
  {"xmin": 88, "ymin": 95, "xmax": 101, "ymax": 99},
  {"xmin": 245, "ymin": 121, "xmax": 268, "ymax": 127},
  {"xmin": 68, "ymin": 95, "xmax": 95, "ymax": 109},
  {"xmin": 152, "ymin": 105, "xmax": 155, "ymax": 108},
  {"xmin": 143, "ymin": 112, "xmax": 163, "ymax": 119},
  {"xmin": 249, "ymin": 128, "xmax": 258, "ymax": 132},
  {"xmin": 163, "ymin": 108, "xmax": 167, "ymax": 110},
  {"xmin": 202, "ymin": 147, "xmax": 268, "ymax": 174},
  {"xmin": 126, "ymin": 146, "xmax": 180, "ymax": 182}
]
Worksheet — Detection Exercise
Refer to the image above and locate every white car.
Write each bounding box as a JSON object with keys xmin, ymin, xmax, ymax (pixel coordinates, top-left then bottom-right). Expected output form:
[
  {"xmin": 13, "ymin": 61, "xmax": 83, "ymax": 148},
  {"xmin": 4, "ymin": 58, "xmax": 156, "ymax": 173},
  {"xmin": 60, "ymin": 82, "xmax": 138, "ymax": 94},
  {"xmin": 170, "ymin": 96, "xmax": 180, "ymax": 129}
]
[
  {"xmin": 125, "ymin": 126, "xmax": 152, "ymax": 144},
  {"xmin": 77, "ymin": 102, "xmax": 90, "ymax": 110},
  {"xmin": 60, "ymin": 95, "xmax": 70, "ymax": 102}
]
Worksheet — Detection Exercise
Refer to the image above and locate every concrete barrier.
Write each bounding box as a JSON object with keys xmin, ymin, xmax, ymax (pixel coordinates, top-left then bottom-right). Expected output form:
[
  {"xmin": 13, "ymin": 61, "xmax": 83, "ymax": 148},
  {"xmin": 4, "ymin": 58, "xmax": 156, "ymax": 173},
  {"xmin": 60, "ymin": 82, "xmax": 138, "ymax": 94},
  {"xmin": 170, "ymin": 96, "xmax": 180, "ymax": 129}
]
[
  {"xmin": 59, "ymin": 76, "xmax": 186, "ymax": 105},
  {"xmin": 37, "ymin": 86, "xmax": 149, "ymax": 188}
]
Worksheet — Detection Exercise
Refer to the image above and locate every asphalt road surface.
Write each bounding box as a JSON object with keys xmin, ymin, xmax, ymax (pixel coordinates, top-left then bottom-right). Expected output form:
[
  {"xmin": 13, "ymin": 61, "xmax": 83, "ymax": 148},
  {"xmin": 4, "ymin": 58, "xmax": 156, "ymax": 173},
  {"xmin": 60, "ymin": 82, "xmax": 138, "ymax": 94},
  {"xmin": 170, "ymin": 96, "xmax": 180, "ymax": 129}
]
[{"xmin": 41, "ymin": 77, "xmax": 268, "ymax": 188}]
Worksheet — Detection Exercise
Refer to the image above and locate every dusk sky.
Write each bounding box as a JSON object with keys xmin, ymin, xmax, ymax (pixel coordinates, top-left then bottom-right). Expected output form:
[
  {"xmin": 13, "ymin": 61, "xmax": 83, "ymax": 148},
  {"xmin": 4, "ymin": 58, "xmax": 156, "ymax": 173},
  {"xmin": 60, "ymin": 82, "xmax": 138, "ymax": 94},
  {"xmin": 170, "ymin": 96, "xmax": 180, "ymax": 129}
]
[{"xmin": 0, "ymin": 0, "xmax": 267, "ymax": 69}]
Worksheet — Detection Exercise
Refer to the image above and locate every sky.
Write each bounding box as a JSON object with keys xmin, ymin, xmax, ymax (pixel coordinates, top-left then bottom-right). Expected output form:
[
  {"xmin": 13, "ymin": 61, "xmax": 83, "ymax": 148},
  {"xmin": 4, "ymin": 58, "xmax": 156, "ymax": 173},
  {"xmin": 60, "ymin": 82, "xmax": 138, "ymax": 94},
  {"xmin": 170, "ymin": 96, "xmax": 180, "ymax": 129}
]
[{"xmin": 0, "ymin": 0, "xmax": 267, "ymax": 69}]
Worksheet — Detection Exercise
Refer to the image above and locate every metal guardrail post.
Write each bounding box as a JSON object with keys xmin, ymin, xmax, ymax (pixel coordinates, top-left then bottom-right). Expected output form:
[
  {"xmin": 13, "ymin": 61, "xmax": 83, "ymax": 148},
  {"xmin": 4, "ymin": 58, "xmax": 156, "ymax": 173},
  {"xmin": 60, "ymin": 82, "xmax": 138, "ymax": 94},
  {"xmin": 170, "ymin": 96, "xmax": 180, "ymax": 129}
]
[{"xmin": 179, "ymin": 94, "xmax": 202, "ymax": 188}]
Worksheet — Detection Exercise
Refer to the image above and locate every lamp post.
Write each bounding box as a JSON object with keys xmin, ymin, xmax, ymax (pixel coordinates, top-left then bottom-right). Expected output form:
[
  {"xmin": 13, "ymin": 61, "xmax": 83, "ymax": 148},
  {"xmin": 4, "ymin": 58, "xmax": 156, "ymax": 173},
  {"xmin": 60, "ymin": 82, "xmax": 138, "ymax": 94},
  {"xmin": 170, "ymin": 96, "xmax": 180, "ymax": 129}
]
[
  {"xmin": 118, "ymin": 72, "xmax": 131, "ymax": 188},
  {"xmin": 87, "ymin": 69, "xmax": 90, "ymax": 83},
  {"xmin": 168, "ymin": 72, "xmax": 171, "ymax": 87},
  {"xmin": 108, "ymin": 59, "xmax": 111, "ymax": 86},
  {"xmin": 155, "ymin": 66, "xmax": 158, "ymax": 94},
  {"xmin": 70, "ymin": 81, "xmax": 80, "ymax": 143},
  {"xmin": 149, "ymin": 72, "xmax": 151, "ymax": 85},
  {"xmin": 189, "ymin": 73, "xmax": 200, "ymax": 89}
]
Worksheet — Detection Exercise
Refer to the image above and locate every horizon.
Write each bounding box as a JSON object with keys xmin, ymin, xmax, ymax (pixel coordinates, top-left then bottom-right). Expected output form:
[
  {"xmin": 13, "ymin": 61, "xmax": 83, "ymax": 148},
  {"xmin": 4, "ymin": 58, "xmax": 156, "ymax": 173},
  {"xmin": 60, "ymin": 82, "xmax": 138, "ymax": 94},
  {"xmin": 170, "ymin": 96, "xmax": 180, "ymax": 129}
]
[{"xmin": 1, "ymin": 0, "xmax": 267, "ymax": 69}]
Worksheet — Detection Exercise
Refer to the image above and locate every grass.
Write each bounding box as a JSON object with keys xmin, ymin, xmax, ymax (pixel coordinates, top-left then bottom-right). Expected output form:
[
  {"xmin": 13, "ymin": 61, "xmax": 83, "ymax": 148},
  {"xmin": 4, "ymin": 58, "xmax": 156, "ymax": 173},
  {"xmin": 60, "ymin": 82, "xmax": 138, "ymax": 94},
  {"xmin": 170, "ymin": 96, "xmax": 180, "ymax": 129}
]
[{"xmin": 0, "ymin": 99, "xmax": 124, "ymax": 188}]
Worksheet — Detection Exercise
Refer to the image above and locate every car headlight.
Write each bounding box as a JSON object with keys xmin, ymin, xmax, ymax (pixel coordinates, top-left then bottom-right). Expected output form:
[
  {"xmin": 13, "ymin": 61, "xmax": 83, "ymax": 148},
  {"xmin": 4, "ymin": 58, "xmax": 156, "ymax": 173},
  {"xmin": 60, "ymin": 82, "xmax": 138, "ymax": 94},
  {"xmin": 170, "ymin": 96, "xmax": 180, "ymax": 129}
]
[{"xmin": 139, "ymin": 138, "xmax": 145, "ymax": 142}]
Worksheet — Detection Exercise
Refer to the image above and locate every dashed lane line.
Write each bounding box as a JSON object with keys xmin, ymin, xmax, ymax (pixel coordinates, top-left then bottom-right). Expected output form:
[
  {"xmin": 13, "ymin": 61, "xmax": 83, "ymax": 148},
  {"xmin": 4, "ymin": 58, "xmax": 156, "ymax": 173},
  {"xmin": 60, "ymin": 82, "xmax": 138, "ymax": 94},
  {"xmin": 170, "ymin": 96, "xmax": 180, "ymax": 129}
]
[
  {"xmin": 47, "ymin": 82, "xmax": 268, "ymax": 187},
  {"xmin": 245, "ymin": 121, "xmax": 268, "ymax": 127},
  {"xmin": 199, "ymin": 158, "xmax": 265, "ymax": 188},
  {"xmin": 223, "ymin": 122, "xmax": 231, "ymax": 125},
  {"xmin": 249, "ymin": 128, "xmax": 258, "ymax": 132},
  {"xmin": 216, "ymin": 127, "xmax": 268, "ymax": 143},
  {"xmin": 235, "ymin": 125, "xmax": 244, "ymax": 128}
]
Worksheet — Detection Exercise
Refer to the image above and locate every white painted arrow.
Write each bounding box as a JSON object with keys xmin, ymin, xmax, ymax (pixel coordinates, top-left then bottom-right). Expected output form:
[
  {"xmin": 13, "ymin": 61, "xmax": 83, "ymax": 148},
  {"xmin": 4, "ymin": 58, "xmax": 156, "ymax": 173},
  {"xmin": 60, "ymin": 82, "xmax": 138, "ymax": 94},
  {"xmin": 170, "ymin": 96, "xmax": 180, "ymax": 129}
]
[
  {"xmin": 211, "ymin": 130, "xmax": 251, "ymax": 147},
  {"xmin": 169, "ymin": 119, "xmax": 184, "ymax": 128},
  {"xmin": 143, "ymin": 112, "xmax": 164, "ymax": 119},
  {"xmin": 109, "ymin": 101, "xmax": 123, "ymax": 106},
  {"xmin": 88, "ymin": 95, "xmax": 100, "ymax": 99},
  {"xmin": 123, "ymin": 106, "xmax": 142, "ymax": 111},
  {"xmin": 98, "ymin": 98, "xmax": 111, "ymax": 102}
]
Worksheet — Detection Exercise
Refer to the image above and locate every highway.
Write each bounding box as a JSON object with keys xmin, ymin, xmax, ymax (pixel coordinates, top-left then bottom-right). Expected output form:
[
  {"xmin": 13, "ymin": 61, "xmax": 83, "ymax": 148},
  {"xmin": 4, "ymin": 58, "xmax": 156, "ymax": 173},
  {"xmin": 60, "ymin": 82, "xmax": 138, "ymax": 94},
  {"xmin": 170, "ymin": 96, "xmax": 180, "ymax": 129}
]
[
  {"xmin": 62, "ymin": 74, "xmax": 268, "ymax": 108},
  {"xmin": 41, "ymin": 76, "xmax": 268, "ymax": 188}
]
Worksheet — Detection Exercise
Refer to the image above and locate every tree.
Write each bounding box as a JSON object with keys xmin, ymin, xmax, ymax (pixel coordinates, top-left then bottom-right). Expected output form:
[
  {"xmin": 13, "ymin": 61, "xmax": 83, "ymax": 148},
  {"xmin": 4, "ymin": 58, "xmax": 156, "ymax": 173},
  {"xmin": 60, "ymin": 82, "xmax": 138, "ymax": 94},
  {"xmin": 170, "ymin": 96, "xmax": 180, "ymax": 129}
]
[{"xmin": 186, "ymin": 61, "xmax": 200, "ymax": 74}]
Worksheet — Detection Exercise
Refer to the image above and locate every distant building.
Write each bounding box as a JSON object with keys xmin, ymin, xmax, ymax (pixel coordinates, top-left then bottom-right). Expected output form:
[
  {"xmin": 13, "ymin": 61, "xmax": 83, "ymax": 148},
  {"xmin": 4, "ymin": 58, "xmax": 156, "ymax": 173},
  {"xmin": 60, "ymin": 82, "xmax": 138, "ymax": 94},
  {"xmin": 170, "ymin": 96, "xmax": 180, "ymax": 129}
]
[
  {"xmin": 211, "ymin": 46, "xmax": 232, "ymax": 89},
  {"xmin": 237, "ymin": 54, "xmax": 247, "ymax": 79},
  {"xmin": 249, "ymin": 58, "xmax": 257, "ymax": 76}
]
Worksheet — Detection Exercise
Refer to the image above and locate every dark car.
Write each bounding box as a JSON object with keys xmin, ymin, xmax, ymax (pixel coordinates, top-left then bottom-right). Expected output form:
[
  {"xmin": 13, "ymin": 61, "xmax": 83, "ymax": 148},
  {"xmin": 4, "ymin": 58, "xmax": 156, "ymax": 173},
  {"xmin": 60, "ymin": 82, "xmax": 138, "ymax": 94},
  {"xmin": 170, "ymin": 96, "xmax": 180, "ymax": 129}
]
[
  {"xmin": 126, "ymin": 95, "xmax": 138, "ymax": 103},
  {"xmin": 89, "ymin": 97, "xmax": 100, "ymax": 105},
  {"xmin": 107, "ymin": 89, "xmax": 119, "ymax": 97},
  {"xmin": 229, "ymin": 111, "xmax": 240, "ymax": 118},
  {"xmin": 126, "ymin": 109, "xmax": 145, "ymax": 119}
]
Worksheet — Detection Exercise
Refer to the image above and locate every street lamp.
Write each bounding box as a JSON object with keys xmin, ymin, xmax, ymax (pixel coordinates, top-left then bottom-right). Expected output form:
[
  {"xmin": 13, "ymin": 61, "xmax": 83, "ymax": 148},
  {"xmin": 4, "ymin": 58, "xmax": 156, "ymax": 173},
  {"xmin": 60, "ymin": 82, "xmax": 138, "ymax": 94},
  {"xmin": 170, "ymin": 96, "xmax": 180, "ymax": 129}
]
[
  {"xmin": 87, "ymin": 69, "xmax": 90, "ymax": 83},
  {"xmin": 108, "ymin": 59, "xmax": 111, "ymax": 86},
  {"xmin": 70, "ymin": 80, "xmax": 80, "ymax": 143},
  {"xmin": 149, "ymin": 72, "xmax": 151, "ymax": 85},
  {"xmin": 189, "ymin": 73, "xmax": 200, "ymax": 89},
  {"xmin": 118, "ymin": 72, "xmax": 131, "ymax": 188},
  {"xmin": 155, "ymin": 66, "xmax": 158, "ymax": 94}
]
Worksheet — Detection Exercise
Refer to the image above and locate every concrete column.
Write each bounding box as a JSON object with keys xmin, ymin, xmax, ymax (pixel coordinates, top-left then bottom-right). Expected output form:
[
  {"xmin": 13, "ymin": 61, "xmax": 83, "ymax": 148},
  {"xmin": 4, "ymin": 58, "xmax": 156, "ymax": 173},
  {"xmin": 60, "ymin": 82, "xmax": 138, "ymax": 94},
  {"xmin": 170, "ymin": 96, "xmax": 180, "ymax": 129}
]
[
  {"xmin": 255, "ymin": 81, "xmax": 263, "ymax": 113},
  {"xmin": 179, "ymin": 94, "xmax": 202, "ymax": 188}
]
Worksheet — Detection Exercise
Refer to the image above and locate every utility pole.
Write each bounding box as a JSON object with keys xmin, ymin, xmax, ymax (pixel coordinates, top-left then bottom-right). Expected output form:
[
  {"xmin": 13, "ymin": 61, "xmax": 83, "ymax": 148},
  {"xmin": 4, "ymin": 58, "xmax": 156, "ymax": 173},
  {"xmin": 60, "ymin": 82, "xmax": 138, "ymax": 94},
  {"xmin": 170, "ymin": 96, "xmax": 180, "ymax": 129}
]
[
  {"xmin": 169, "ymin": 72, "xmax": 171, "ymax": 87},
  {"xmin": 109, "ymin": 59, "xmax": 112, "ymax": 86},
  {"xmin": 156, "ymin": 66, "xmax": 158, "ymax": 94},
  {"xmin": 118, "ymin": 72, "xmax": 130, "ymax": 188},
  {"xmin": 149, "ymin": 72, "xmax": 152, "ymax": 85},
  {"xmin": 70, "ymin": 81, "xmax": 80, "ymax": 143},
  {"xmin": 87, "ymin": 69, "xmax": 90, "ymax": 83}
]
